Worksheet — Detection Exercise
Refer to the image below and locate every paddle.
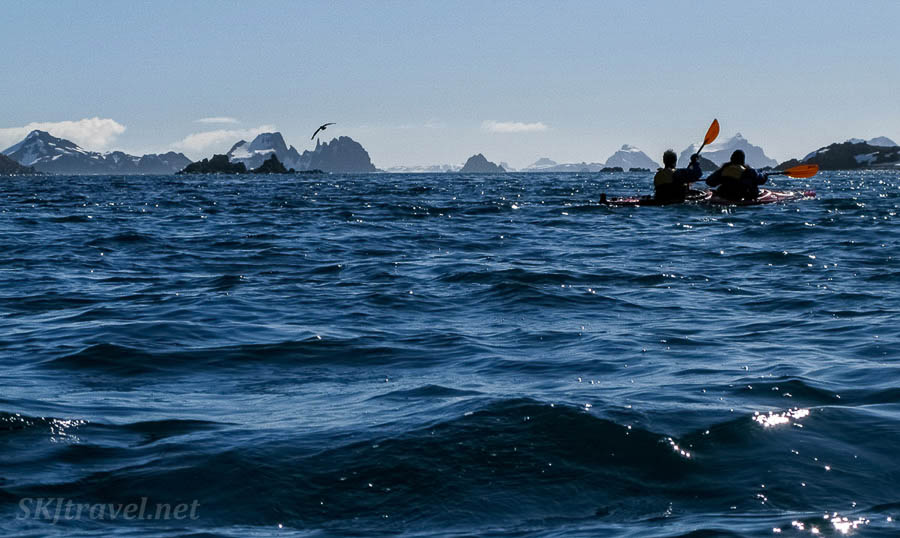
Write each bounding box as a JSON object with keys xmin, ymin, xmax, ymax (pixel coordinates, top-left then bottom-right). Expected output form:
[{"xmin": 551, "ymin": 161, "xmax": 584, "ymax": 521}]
[
  {"xmin": 695, "ymin": 119, "xmax": 720, "ymax": 157},
  {"xmin": 765, "ymin": 164, "xmax": 819, "ymax": 179}
]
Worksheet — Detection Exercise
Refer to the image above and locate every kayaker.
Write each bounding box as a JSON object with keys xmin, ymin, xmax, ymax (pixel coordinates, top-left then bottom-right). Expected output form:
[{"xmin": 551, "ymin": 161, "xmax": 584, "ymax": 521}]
[
  {"xmin": 706, "ymin": 150, "xmax": 767, "ymax": 201},
  {"xmin": 653, "ymin": 150, "xmax": 703, "ymax": 202}
]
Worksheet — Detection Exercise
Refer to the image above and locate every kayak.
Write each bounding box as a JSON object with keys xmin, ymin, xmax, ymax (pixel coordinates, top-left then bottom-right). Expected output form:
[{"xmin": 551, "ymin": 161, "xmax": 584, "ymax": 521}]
[
  {"xmin": 601, "ymin": 189, "xmax": 815, "ymax": 207},
  {"xmin": 703, "ymin": 189, "xmax": 816, "ymax": 206},
  {"xmin": 600, "ymin": 190, "xmax": 711, "ymax": 207}
]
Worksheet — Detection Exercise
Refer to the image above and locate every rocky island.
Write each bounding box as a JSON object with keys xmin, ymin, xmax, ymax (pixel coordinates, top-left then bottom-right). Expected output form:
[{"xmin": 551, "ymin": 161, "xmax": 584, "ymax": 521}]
[
  {"xmin": 460, "ymin": 154, "xmax": 505, "ymax": 173},
  {"xmin": 178, "ymin": 154, "xmax": 324, "ymax": 174},
  {"xmin": 179, "ymin": 154, "xmax": 249, "ymax": 174},
  {"xmin": 250, "ymin": 154, "xmax": 292, "ymax": 174},
  {"xmin": 227, "ymin": 133, "xmax": 377, "ymax": 173}
]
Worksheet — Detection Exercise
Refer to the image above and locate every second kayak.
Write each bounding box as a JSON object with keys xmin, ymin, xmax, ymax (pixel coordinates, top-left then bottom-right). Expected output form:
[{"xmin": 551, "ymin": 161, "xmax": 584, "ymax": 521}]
[{"xmin": 601, "ymin": 189, "xmax": 815, "ymax": 207}]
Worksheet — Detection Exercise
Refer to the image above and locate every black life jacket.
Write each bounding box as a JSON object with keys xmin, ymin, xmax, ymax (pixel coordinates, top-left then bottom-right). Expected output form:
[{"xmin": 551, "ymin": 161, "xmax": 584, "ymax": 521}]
[
  {"xmin": 654, "ymin": 167, "xmax": 675, "ymax": 187},
  {"xmin": 720, "ymin": 163, "xmax": 746, "ymax": 181}
]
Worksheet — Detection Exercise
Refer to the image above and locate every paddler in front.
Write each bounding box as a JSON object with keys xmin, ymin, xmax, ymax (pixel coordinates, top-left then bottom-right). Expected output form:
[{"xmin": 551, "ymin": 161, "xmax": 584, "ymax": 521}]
[
  {"xmin": 653, "ymin": 150, "xmax": 703, "ymax": 203},
  {"xmin": 706, "ymin": 149, "xmax": 767, "ymax": 201}
]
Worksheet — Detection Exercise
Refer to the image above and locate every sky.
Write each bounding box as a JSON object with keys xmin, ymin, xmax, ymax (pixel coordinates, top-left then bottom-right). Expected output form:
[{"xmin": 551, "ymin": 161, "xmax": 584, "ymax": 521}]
[{"xmin": 1, "ymin": 1, "xmax": 898, "ymax": 169}]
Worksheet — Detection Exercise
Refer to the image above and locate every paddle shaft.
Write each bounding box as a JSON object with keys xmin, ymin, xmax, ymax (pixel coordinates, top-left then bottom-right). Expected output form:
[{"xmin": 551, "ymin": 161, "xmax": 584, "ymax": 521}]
[{"xmin": 766, "ymin": 165, "xmax": 819, "ymax": 179}]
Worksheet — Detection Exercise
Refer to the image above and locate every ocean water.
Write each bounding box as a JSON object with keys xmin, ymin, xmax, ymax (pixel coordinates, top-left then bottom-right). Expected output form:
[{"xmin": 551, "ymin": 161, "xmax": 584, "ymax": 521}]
[{"xmin": 1, "ymin": 171, "xmax": 899, "ymax": 537}]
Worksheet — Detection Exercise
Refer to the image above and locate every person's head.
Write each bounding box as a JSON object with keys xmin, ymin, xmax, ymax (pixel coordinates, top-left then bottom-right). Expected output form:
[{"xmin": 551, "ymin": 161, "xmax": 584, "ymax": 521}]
[
  {"xmin": 662, "ymin": 149, "xmax": 677, "ymax": 168},
  {"xmin": 730, "ymin": 149, "xmax": 746, "ymax": 165}
]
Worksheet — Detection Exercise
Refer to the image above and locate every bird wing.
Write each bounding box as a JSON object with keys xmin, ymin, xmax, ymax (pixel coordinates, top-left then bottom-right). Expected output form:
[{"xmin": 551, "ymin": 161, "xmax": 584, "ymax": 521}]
[{"xmin": 310, "ymin": 123, "xmax": 336, "ymax": 140}]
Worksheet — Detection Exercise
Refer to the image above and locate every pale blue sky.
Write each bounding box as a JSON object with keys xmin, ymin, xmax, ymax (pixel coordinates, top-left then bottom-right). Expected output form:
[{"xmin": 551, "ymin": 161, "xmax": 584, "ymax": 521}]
[{"xmin": 1, "ymin": 1, "xmax": 898, "ymax": 168}]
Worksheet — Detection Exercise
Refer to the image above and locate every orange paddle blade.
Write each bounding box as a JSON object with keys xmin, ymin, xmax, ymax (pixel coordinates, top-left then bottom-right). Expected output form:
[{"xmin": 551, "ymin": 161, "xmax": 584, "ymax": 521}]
[
  {"xmin": 784, "ymin": 164, "xmax": 819, "ymax": 178},
  {"xmin": 704, "ymin": 119, "xmax": 720, "ymax": 145}
]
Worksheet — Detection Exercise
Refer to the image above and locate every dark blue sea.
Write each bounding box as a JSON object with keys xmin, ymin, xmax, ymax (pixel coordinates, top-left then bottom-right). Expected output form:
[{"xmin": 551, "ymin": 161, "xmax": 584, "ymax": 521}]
[{"xmin": 2, "ymin": 171, "xmax": 899, "ymax": 537}]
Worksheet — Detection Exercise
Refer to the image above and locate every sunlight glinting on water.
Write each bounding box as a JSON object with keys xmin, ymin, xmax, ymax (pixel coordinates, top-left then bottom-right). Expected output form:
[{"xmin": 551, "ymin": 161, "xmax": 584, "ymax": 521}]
[{"xmin": 753, "ymin": 408, "xmax": 810, "ymax": 428}]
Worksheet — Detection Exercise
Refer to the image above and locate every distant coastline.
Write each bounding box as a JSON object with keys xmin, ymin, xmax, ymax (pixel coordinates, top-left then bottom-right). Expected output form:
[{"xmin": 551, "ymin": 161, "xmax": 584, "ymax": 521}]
[{"xmin": 2, "ymin": 129, "xmax": 898, "ymax": 176}]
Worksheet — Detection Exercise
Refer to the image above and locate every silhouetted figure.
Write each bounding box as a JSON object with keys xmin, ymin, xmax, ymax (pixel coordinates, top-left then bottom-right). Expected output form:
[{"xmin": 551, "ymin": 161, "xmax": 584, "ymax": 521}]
[
  {"xmin": 311, "ymin": 123, "xmax": 335, "ymax": 140},
  {"xmin": 654, "ymin": 149, "xmax": 702, "ymax": 202},
  {"xmin": 706, "ymin": 149, "xmax": 767, "ymax": 201}
]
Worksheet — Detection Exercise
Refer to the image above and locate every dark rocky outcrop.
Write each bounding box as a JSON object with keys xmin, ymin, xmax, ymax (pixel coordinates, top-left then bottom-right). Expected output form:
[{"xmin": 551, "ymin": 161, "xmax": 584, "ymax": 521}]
[
  {"xmin": 460, "ymin": 154, "xmax": 505, "ymax": 173},
  {"xmin": 778, "ymin": 141, "xmax": 900, "ymax": 170},
  {"xmin": 628, "ymin": 167, "xmax": 650, "ymax": 172},
  {"xmin": 2, "ymin": 130, "xmax": 191, "ymax": 174},
  {"xmin": 251, "ymin": 155, "xmax": 292, "ymax": 174},
  {"xmin": 600, "ymin": 166, "xmax": 624, "ymax": 172},
  {"xmin": 0, "ymin": 154, "xmax": 38, "ymax": 175},
  {"xmin": 178, "ymin": 154, "xmax": 247, "ymax": 174}
]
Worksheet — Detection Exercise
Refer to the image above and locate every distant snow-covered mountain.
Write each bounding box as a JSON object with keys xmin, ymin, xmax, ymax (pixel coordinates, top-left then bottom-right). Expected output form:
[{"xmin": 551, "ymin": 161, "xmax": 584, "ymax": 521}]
[
  {"xmin": 847, "ymin": 136, "xmax": 897, "ymax": 147},
  {"xmin": 384, "ymin": 164, "xmax": 461, "ymax": 173},
  {"xmin": 604, "ymin": 145, "xmax": 659, "ymax": 169},
  {"xmin": 679, "ymin": 133, "xmax": 777, "ymax": 168},
  {"xmin": 523, "ymin": 158, "xmax": 559, "ymax": 171},
  {"xmin": 1, "ymin": 130, "xmax": 190, "ymax": 174},
  {"xmin": 521, "ymin": 158, "xmax": 607, "ymax": 172},
  {"xmin": 227, "ymin": 132, "xmax": 303, "ymax": 170}
]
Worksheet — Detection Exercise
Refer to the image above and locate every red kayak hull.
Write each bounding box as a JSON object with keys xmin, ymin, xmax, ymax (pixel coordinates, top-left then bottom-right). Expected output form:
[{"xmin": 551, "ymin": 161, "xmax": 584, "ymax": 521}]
[
  {"xmin": 602, "ymin": 191, "xmax": 712, "ymax": 207},
  {"xmin": 602, "ymin": 189, "xmax": 815, "ymax": 207},
  {"xmin": 704, "ymin": 189, "xmax": 816, "ymax": 206}
]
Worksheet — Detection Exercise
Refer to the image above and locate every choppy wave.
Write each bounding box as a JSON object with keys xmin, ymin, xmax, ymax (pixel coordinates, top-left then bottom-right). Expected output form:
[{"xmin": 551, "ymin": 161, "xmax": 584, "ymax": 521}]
[{"xmin": 1, "ymin": 171, "xmax": 899, "ymax": 536}]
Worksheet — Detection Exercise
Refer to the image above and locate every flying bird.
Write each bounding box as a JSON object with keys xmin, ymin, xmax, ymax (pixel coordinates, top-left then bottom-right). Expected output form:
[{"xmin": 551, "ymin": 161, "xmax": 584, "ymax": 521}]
[{"xmin": 311, "ymin": 122, "xmax": 336, "ymax": 140}]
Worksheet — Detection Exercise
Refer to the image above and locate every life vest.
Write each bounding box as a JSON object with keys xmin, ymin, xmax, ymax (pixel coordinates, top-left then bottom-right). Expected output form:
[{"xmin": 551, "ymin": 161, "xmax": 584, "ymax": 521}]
[
  {"xmin": 715, "ymin": 163, "xmax": 755, "ymax": 200},
  {"xmin": 720, "ymin": 163, "xmax": 746, "ymax": 180},
  {"xmin": 654, "ymin": 167, "xmax": 675, "ymax": 187}
]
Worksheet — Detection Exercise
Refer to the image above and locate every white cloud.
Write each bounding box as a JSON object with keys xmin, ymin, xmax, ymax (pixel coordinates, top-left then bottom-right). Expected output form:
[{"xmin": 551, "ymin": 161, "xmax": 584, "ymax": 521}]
[
  {"xmin": 481, "ymin": 120, "xmax": 548, "ymax": 133},
  {"xmin": 0, "ymin": 117, "xmax": 126, "ymax": 151},
  {"xmin": 195, "ymin": 117, "xmax": 240, "ymax": 125},
  {"xmin": 171, "ymin": 125, "xmax": 277, "ymax": 156}
]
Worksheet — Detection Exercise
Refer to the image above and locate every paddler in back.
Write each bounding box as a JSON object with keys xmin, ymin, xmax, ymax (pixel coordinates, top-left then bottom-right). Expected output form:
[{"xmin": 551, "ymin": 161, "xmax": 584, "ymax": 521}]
[
  {"xmin": 706, "ymin": 149, "xmax": 767, "ymax": 201},
  {"xmin": 654, "ymin": 150, "xmax": 702, "ymax": 202}
]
